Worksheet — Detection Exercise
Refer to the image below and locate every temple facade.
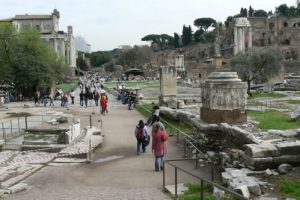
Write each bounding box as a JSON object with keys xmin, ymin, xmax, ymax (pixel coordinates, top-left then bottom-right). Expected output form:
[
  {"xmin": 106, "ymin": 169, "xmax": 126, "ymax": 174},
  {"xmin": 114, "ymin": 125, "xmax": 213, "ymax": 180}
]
[{"xmin": 1, "ymin": 9, "xmax": 76, "ymax": 74}]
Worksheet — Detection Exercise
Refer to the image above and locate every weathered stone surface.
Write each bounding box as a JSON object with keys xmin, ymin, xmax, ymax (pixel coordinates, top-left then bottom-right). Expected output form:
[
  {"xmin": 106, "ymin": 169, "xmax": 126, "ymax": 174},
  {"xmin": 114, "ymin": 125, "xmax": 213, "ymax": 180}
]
[
  {"xmin": 244, "ymin": 142, "xmax": 279, "ymax": 158},
  {"xmin": 245, "ymin": 156, "xmax": 274, "ymax": 170},
  {"xmin": 201, "ymin": 72, "xmax": 247, "ymax": 123},
  {"xmin": 24, "ymin": 104, "xmax": 33, "ymax": 108},
  {"xmin": 0, "ymin": 189, "xmax": 4, "ymax": 197},
  {"xmin": 268, "ymin": 129, "xmax": 297, "ymax": 137},
  {"xmin": 222, "ymin": 168, "xmax": 261, "ymax": 196},
  {"xmin": 160, "ymin": 107, "xmax": 178, "ymax": 121},
  {"xmin": 8, "ymin": 183, "xmax": 28, "ymax": 194},
  {"xmin": 277, "ymin": 164, "xmax": 293, "ymax": 174},
  {"xmin": 273, "ymin": 155, "xmax": 300, "ymax": 165},
  {"xmin": 290, "ymin": 108, "xmax": 300, "ymax": 121},
  {"xmin": 177, "ymin": 100, "xmax": 185, "ymax": 109},
  {"xmin": 213, "ymin": 187, "xmax": 225, "ymax": 200},
  {"xmin": 234, "ymin": 185, "xmax": 250, "ymax": 199},
  {"xmin": 166, "ymin": 99, "xmax": 177, "ymax": 109},
  {"xmin": 56, "ymin": 116, "xmax": 68, "ymax": 123},
  {"xmin": 275, "ymin": 141, "xmax": 300, "ymax": 155}
]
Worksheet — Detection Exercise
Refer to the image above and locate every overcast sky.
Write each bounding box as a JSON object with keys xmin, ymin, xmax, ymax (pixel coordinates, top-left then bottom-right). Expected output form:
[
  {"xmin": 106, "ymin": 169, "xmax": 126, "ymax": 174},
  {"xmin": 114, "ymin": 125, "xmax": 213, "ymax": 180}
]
[{"xmin": 0, "ymin": 0, "xmax": 296, "ymax": 51}]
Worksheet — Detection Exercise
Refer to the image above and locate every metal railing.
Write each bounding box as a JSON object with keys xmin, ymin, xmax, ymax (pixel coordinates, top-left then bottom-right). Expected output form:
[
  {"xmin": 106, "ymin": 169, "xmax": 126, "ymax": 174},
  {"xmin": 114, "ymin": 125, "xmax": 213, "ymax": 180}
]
[
  {"xmin": 137, "ymin": 104, "xmax": 214, "ymax": 179},
  {"xmin": 163, "ymin": 159, "xmax": 248, "ymax": 200},
  {"xmin": 137, "ymin": 104, "xmax": 248, "ymax": 199}
]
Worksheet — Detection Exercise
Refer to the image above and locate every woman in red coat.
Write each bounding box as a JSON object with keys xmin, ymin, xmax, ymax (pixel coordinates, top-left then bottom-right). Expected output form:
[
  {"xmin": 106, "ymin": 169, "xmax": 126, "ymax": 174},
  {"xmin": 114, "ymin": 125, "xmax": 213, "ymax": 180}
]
[
  {"xmin": 152, "ymin": 124, "xmax": 167, "ymax": 171},
  {"xmin": 100, "ymin": 95, "xmax": 107, "ymax": 115}
]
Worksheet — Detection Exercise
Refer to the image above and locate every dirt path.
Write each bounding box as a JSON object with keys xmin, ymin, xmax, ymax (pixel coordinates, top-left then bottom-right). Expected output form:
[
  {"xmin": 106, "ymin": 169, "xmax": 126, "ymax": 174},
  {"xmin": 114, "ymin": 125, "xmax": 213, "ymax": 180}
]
[{"xmin": 2, "ymin": 93, "xmax": 203, "ymax": 200}]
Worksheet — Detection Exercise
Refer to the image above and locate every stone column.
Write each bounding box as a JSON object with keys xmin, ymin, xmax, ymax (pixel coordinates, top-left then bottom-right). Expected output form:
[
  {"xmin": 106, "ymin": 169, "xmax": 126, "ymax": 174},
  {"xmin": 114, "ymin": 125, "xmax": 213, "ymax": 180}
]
[
  {"xmin": 159, "ymin": 66, "xmax": 177, "ymax": 108},
  {"xmin": 248, "ymin": 27, "xmax": 253, "ymax": 48},
  {"xmin": 234, "ymin": 27, "xmax": 238, "ymax": 55},
  {"xmin": 242, "ymin": 28, "xmax": 246, "ymax": 51},
  {"xmin": 238, "ymin": 28, "xmax": 243, "ymax": 53}
]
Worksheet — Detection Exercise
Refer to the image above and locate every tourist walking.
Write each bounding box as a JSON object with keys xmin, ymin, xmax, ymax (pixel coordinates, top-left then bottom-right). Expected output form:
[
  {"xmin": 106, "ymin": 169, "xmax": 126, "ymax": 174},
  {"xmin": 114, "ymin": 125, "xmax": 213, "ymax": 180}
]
[
  {"xmin": 70, "ymin": 91, "xmax": 75, "ymax": 104},
  {"xmin": 94, "ymin": 92, "xmax": 100, "ymax": 106},
  {"xmin": 79, "ymin": 91, "xmax": 84, "ymax": 107},
  {"xmin": 34, "ymin": 92, "xmax": 40, "ymax": 105},
  {"xmin": 100, "ymin": 95, "xmax": 108, "ymax": 115},
  {"xmin": 146, "ymin": 103, "xmax": 160, "ymax": 126},
  {"xmin": 152, "ymin": 122, "xmax": 168, "ymax": 171},
  {"xmin": 84, "ymin": 91, "xmax": 89, "ymax": 107},
  {"xmin": 134, "ymin": 120, "xmax": 149, "ymax": 155}
]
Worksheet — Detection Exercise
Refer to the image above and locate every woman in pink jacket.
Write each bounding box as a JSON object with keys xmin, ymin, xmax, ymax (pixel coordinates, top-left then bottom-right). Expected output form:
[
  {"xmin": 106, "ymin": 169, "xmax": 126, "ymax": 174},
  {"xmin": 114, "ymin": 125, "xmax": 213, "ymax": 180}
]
[{"xmin": 152, "ymin": 124, "xmax": 168, "ymax": 172}]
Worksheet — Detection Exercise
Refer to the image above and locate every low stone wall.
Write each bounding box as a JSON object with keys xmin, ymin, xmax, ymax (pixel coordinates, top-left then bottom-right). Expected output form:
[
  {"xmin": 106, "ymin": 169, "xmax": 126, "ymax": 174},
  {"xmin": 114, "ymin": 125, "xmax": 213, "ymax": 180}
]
[
  {"xmin": 160, "ymin": 106, "xmax": 300, "ymax": 169},
  {"xmin": 244, "ymin": 140, "xmax": 300, "ymax": 170},
  {"xmin": 65, "ymin": 120, "xmax": 81, "ymax": 144}
]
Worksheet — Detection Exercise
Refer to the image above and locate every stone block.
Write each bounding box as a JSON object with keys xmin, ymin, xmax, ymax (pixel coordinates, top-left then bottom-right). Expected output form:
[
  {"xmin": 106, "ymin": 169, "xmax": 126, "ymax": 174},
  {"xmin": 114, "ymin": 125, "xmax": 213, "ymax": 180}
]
[
  {"xmin": 234, "ymin": 185, "xmax": 250, "ymax": 199},
  {"xmin": 0, "ymin": 189, "xmax": 4, "ymax": 197},
  {"xmin": 244, "ymin": 142, "xmax": 280, "ymax": 158},
  {"xmin": 213, "ymin": 187, "xmax": 225, "ymax": 200},
  {"xmin": 245, "ymin": 156, "xmax": 274, "ymax": 170},
  {"xmin": 8, "ymin": 183, "xmax": 28, "ymax": 194},
  {"xmin": 273, "ymin": 155, "xmax": 300, "ymax": 165},
  {"xmin": 275, "ymin": 141, "xmax": 300, "ymax": 155},
  {"xmin": 277, "ymin": 164, "xmax": 293, "ymax": 174}
]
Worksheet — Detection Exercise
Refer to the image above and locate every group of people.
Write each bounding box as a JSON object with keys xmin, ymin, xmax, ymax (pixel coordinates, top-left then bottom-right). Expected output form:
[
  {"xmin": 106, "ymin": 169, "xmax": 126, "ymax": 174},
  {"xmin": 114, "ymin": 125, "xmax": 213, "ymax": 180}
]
[
  {"xmin": 117, "ymin": 89, "xmax": 137, "ymax": 110},
  {"xmin": 134, "ymin": 104, "xmax": 167, "ymax": 172}
]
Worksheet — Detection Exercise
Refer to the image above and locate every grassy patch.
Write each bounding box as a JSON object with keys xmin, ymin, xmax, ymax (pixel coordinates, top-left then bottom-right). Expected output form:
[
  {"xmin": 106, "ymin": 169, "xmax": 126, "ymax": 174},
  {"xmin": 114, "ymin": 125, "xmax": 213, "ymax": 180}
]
[
  {"xmin": 6, "ymin": 112, "xmax": 31, "ymax": 117},
  {"xmin": 135, "ymin": 104, "xmax": 193, "ymax": 134},
  {"xmin": 247, "ymin": 101, "xmax": 263, "ymax": 107},
  {"xmin": 105, "ymin": 81, "xmax": 159, "ymax": 90},
  {"xmin": 278, "ymin": 180, "xmax": 300, "ymax": 200},
  {"xmin": 178, "ymin": 183, "xmax": 215, "ymax": 200},
  {"xmin": 287, "ymin": 100, "xmax": 300, "ymax": 104},
  {"xmin": 248, "ymin": 92, "xmax": 286, "ymax": 99},
  {"xmin": 24, "ymin": 134, "xmax": 46, "ymax": 141},
  {"xmin": 144, "ymin": 97, "xmax": 159, "ymax": 100},
  {"xmin": 248, "ymin": 110, "xmax": 300, "ymax": 130},
  {"xmin": 57, "ymin": 82, "xmax": 78, "ymax": 93}
]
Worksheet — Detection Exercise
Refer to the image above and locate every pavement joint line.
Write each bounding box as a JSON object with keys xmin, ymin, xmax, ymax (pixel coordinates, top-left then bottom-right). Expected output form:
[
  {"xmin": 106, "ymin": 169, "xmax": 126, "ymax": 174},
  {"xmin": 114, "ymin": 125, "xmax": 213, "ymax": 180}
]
[{"xmin": 0, "ymin": 150, "xmax": 89, "ymax": 165}]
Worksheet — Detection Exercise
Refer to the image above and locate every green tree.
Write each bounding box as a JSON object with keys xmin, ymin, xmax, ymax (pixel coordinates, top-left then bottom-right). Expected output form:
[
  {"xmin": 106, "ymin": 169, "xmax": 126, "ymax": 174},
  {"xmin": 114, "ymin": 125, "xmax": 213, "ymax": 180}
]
[
  {"xmin": 253, "ymin": 9, "xmax": 268, "ymax": 17},
  {"xmin": 0, "ymin": 22, "xmax": 16, "ymax": 83},
  {"xmin": 89, "ymin": 51, "xmax": 112, "ymax": 67},
  {"xmin": 141, "ymin": 34, "xmax": 174, "ymax": 50},
  {"xmin": 76, "ymin": 52, "xmax": 90, "ymax": 71},
  {"xmin": 0, "ymin": 23, "xmax": 67, "ymax": 97},
  {"xmin": 249, "ymin": 6, "xmax": 254, "ymax": 17},
  {"xmin": 174, "ymin": 32, "xmax": 180, "ymax": 48},
  {"xmin": 182, "ymin": 25, "xmax": 192, "ymax": 46},
  {"xmin": 225, "ymin": 16, "xmax": 234, "ymax": 28},
  {"xmin": 194, "ymin": 17, "xmax": 216, "ymax": 32},
  {"xmin": 240, "ymin": 7, "xmax": 248, "ymax": 17},
  {"xmin": 230, "ymin": 47, "xmax": 283, "ymax": 96},
  {"xmin": 116, "ymin": 45, "xmax": 152, "ymax": 69},
  {"xmin": 276, "ymin": 4, "xmax": 290, "ymax": 16},
  {"xmin": 194, "ymin": 29, "xmax": 204, "ymax": 42}
]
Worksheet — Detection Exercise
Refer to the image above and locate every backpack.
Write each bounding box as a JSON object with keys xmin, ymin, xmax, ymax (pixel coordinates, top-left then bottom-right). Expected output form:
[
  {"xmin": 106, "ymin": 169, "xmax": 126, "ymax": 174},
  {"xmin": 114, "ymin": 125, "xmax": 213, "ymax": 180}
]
[
  {"xmin": 136, "ymin": 127, "xmax": 144, "ymax": 141},
  {"xmin": 161, "ymin": 131, "xmax": 168, "ymax": 142}
]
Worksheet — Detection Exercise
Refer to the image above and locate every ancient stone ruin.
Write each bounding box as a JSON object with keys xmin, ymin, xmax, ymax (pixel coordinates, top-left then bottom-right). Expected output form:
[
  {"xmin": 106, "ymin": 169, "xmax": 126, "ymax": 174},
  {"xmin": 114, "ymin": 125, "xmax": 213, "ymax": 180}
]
[
  {"xmin": 201, "ymin": 72, "xmax": 247, "ymax": 123},
  {"xmin": 159, "ymin": 66, "xmax": 177, "ymax": 108}
]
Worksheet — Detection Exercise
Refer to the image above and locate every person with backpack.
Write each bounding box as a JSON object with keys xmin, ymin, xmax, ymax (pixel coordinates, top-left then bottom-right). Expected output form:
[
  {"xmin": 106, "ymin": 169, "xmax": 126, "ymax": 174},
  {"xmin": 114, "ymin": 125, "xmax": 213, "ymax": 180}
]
[
  {"xmin": 134, "ymin": 120, "xmax": 149, "ymax": 155},
  {"xmin": 152, "ymin": 122, "xmax": 168, "ymax": 172},
  {"xmin": 146, "ymin": 103, "xmax": 160, "ymax": 126}
]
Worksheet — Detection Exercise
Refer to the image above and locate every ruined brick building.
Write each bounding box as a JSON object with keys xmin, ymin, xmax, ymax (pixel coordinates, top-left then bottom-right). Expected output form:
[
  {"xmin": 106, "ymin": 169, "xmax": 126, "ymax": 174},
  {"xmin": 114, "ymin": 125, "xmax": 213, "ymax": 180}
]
[{"xmin": 148, "ymin": 16, "xmax": 300, "ymax": 80}]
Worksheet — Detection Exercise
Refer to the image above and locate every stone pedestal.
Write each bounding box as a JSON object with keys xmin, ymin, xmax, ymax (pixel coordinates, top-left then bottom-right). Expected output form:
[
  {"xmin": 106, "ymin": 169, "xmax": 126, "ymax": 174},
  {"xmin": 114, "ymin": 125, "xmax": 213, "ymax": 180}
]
[
  {"xmin": 201, "ymin": 72, "xmax": 247, "ymax": 123},
  {"xmin": 159, "ymin": 66, "xmax": 177, "ymax": 106},
  {"xmin": 212, "ymin": 55, "xmax": 223, "ymax": 68}
]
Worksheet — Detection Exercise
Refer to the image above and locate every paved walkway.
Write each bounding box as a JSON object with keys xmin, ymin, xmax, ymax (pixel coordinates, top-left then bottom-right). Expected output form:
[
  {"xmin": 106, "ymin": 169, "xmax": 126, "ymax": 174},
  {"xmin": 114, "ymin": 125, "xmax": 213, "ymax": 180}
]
[{"xmin": 1, "ymin": 93, "xmax": 203, "ymax": 200}]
